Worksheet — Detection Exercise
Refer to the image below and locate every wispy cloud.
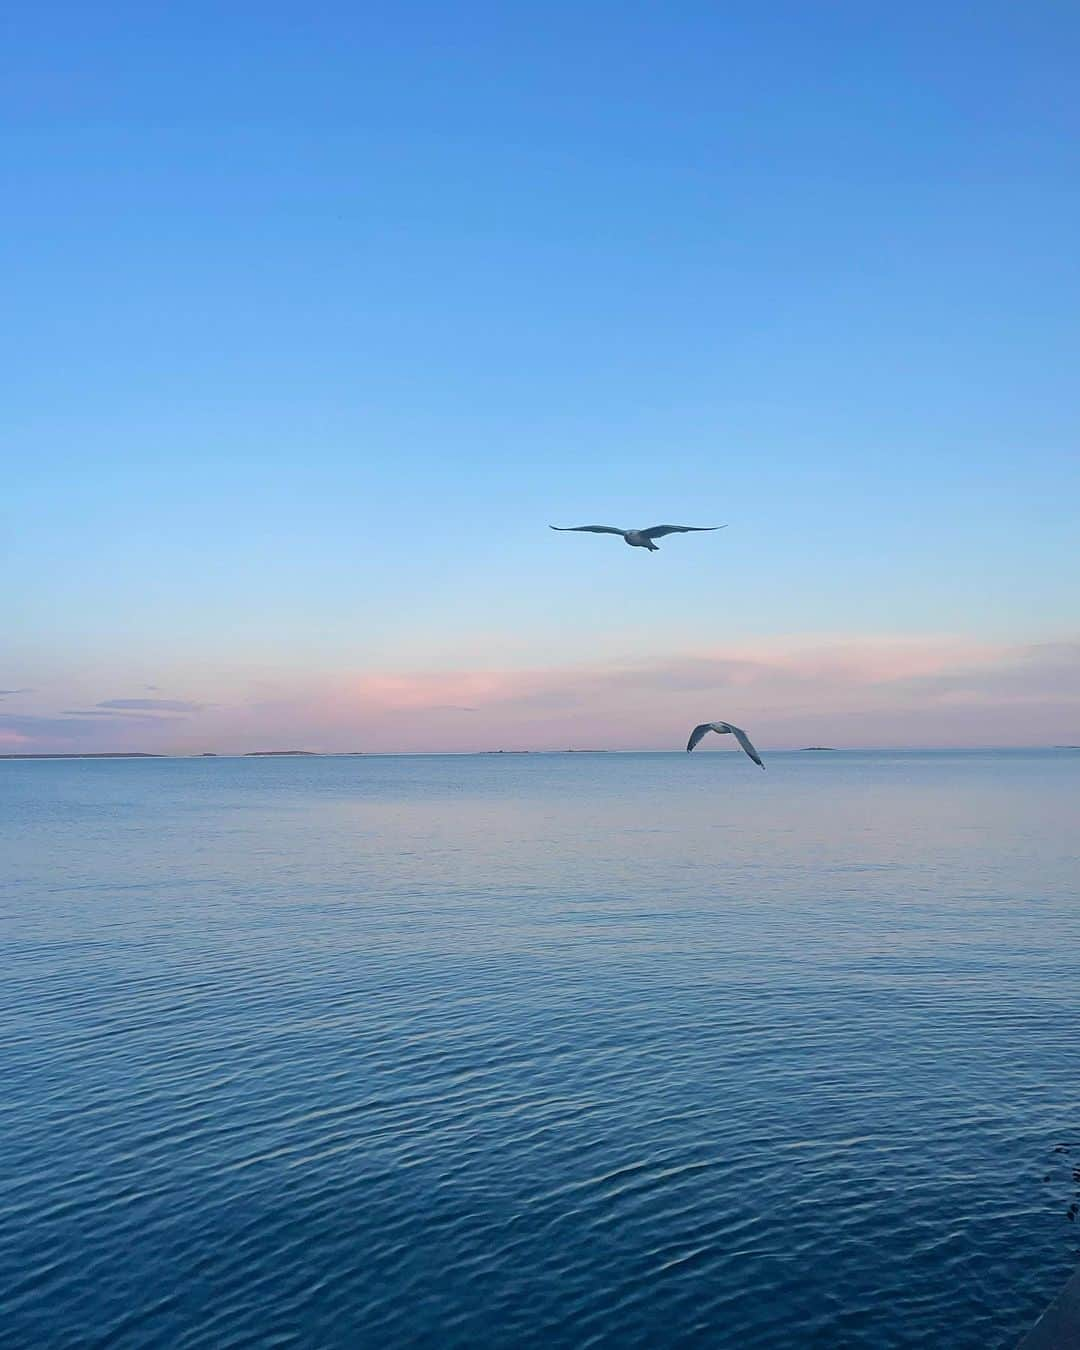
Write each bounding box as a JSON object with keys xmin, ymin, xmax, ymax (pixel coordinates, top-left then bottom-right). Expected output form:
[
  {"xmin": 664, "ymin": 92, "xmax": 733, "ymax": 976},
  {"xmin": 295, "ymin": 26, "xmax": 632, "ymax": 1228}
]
[
  {"xmin": 6, "ymin": 636, "xmax": 1077, "ymax": 754},
  {"xmin": 0, "ymin": 711, "xmax": 181, "ymax": 749},
  {"xmin": 0, "ymin": 688, "xmax": 32, "ymax": 697},
  {"xmin": 63, "ymin": 709, "xmax": 187, "ymax": 719},
  {"xmin": 97, "ymin": 698, "xmax": 205, "ymax": 712},
  {"xmin": 181, "ymin": 634, "xmax": 1080, "ymax": 752}
]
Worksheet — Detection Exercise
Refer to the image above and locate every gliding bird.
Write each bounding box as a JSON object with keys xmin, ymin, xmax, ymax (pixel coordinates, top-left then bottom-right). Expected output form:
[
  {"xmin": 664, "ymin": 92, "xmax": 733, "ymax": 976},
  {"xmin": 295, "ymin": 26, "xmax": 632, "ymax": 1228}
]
[
  {"xmin": 549, "ymin": 524, "xmax": 725, "ymax": 552},
  {"xmin": 686, "ymin": 721, "xmax": 765, "ymax": 769}
]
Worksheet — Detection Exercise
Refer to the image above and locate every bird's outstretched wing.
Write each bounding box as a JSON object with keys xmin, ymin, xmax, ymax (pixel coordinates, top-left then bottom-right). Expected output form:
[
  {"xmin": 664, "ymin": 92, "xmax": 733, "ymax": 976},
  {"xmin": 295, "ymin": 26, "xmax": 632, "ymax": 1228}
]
[
  {"xmin": 729, "ymin": 724, "xmax": 765, "ymax": 769},
  {"xmin": 640, "ymin": 524, "xmax": 725, "ymax": 539},
  {"xmin": 686, "ymin": 720, "xmax": 765, "ymax": 768},
  {"xmin": 550, "ymin": 525, "xmax": 627, "ymax": 535},
  {"xmin": 686, "ymin": 723, "xmax": 714, "ymax": 752}
]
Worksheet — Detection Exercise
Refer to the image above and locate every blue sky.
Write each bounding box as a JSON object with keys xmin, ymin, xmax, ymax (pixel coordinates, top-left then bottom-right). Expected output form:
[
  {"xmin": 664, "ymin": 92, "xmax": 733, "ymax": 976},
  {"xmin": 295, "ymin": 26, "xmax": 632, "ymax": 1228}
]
[{"xmin": 3, "ymin": 2, "xmax": 1078, "ymax": 751}]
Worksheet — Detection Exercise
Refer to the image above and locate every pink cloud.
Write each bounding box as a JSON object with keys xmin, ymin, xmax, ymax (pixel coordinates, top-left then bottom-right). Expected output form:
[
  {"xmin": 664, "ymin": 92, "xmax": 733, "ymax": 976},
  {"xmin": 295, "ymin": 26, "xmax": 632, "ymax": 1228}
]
[
  {"xmin": 168, "ymin": 634, "xmax": 1079, "ymax": 752},
  {"xmin": 9, "ymin": 635, "xmax": 1077, "ymax": 754}
]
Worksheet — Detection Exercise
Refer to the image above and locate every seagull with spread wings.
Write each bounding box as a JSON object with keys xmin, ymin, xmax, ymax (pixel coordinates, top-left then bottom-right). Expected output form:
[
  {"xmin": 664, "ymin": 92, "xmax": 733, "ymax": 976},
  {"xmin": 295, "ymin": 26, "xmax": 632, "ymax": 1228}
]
[
  {"xmin": 549, "ymin": 523, "xmax": 725, "ymax": 552},
  {"xmin": 686, "ymin": 721, "xmax": 765, "ymax": 769}
]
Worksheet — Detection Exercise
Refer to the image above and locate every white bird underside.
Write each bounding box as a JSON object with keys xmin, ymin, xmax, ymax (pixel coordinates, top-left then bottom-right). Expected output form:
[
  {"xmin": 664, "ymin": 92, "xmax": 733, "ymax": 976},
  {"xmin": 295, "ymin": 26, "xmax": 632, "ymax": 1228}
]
[{"xmin": 686, "ymin": 721, "xmax": 765, "ymax": 768}]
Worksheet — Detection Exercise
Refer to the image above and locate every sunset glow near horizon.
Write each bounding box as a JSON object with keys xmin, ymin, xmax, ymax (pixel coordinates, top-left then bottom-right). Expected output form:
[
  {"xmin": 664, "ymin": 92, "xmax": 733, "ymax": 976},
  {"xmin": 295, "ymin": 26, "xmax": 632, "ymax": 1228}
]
[{"xmin": 4, "ymin": 3, "xmax": 1078, "ymax": 754}]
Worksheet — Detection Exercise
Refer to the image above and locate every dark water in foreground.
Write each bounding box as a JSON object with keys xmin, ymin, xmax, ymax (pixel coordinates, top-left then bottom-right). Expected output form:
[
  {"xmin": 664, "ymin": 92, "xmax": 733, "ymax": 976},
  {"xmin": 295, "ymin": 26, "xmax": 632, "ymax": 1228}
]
[{"xmin": 2, "ymin": 751, "xmax": 1078, "ymax": 1348}]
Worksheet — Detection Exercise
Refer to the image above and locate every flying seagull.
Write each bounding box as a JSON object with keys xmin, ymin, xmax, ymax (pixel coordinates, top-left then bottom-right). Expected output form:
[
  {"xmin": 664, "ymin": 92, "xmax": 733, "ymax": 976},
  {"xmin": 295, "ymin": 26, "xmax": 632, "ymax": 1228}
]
[
  {"xmin": 686, "ymin": 721, "xmax": 765, "ymax": 769},
  {"xmin": 549, "ymin": 524, "xmax": 725, "ymax": 552}
]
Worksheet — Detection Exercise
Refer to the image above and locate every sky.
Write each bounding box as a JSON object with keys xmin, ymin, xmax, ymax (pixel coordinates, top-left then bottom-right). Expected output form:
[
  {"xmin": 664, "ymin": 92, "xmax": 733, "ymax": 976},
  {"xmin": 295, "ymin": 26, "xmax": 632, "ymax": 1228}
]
[{"xmin": 3, "ymin": 1, "xmax": 1078, "ymax": 752}]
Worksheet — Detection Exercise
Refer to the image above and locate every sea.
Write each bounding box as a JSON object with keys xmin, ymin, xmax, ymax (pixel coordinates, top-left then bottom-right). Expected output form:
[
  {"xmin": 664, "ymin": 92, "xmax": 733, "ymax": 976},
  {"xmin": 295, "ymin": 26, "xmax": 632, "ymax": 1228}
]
[{"xmin": 2, "ymin": 750, "xmax": 1078, "ymax": 1348}]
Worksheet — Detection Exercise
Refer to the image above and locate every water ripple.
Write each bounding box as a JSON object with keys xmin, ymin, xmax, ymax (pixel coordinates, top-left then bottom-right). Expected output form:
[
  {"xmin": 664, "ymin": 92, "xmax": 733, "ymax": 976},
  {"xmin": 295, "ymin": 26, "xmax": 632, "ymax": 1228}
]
[{"xmin": 2, "ymin": 751, "xmax": 1079, "ymax": 1347}]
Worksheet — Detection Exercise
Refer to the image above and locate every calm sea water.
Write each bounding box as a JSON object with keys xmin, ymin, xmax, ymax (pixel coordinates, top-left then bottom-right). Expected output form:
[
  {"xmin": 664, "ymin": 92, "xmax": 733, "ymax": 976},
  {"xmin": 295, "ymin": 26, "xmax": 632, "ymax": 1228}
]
[{"xmin": 2, "ymin": 751, "xmax": 1078, "ymax": 1348}]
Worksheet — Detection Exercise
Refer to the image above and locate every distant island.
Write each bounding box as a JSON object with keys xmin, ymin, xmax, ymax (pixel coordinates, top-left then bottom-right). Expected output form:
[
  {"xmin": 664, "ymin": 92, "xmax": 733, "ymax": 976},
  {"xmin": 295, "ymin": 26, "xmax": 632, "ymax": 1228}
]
[
  {"xmin": 0, "ymin": 749, "xmax": 368, "ymax": 760},
  {"xmin": 0, "ymin": 752, "xmax": 163, "ymax": 760},
  {"xmin": 800, "ymin": 747, "xmax": 838, "ymax": 751},
  {"xmin": 244, "ymin": 750, "xmax": 318, "ymax": 756}
]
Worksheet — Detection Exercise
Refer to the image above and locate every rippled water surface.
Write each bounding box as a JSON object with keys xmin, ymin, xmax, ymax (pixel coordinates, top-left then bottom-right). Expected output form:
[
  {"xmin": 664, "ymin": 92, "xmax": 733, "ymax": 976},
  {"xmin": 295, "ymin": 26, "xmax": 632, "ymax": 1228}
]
[{"xmin": 3, "ymin": 751, "xmax": 1079, "ymax": 1348}]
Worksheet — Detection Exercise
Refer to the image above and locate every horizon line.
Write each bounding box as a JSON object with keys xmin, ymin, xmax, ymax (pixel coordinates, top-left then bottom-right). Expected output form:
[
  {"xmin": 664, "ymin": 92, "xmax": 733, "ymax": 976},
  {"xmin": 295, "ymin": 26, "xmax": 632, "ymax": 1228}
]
[{"xmin": 3, "ymin": 745, "xmax": 1078, "ymax": 761}]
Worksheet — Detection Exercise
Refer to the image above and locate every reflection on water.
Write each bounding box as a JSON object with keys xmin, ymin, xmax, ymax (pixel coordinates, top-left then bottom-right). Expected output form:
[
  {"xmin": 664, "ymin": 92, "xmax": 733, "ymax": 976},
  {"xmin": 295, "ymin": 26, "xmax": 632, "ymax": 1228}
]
[{"xmin": 2, "ymin": 752, "xmax": 1078, "ymax": 1347}]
